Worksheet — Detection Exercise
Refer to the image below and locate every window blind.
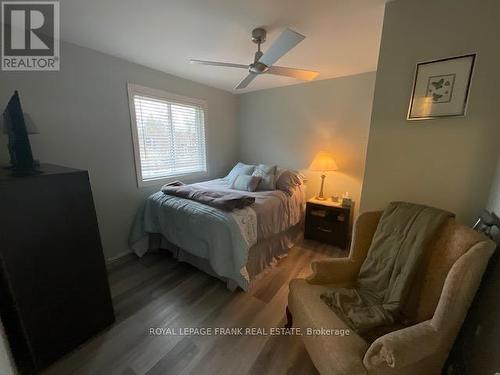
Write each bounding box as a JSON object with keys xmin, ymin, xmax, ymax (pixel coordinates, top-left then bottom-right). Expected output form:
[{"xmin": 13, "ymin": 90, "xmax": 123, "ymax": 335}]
[{"xmin": 131, "ymin": 93, "xmax": 207, "ymax": 182}]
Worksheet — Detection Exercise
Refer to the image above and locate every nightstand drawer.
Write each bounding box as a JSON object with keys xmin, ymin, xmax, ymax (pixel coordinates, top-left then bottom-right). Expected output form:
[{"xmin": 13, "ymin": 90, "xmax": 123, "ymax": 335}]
[
  {"xmin": 305, "ymin": 222, "xmax": 347, "ymax": 247},
  {"xmin": 307, "ymin": 210, "xmax": 347, "ymax": 224},
  {"xmin": 306, "ymin": 221, "xmax": 335, "ymax": 237}
]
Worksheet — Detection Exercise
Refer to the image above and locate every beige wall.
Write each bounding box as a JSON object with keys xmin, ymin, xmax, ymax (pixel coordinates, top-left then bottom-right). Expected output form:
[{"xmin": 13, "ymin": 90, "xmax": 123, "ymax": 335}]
[
  {"xmin": 237, "ymin": 72, "xmax": 376, "ymax": 218},
  {"xmin": 360, "ymin": 0, "xmax": 500, "ymax": 223},
  {"xmin": 0, "ymin": 41, "xmax": 238, "ymax": 261}
]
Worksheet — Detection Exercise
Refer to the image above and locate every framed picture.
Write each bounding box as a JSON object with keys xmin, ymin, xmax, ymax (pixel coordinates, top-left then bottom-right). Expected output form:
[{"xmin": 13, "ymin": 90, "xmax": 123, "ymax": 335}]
[{"xmin": 407, "ymin": 53, "xmax": 476, "ymax": 120}]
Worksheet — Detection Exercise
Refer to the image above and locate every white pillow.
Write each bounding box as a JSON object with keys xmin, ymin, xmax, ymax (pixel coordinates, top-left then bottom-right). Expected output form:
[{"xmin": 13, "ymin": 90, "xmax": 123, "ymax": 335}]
[
  {"xmin": 226, "ymin": 162, "xmax": 255, "ymax": 182},
  {"xmin": 231, "ymin": 175, "xmax": 261, "ymax": 192},
  {"xmin": 252, "ymin": 164, "xmax": 277, "ymax": 190}
]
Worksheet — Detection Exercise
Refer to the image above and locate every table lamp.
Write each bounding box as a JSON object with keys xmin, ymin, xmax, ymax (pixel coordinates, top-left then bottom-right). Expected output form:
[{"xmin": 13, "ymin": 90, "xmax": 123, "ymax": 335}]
[
  {"xmin": 309, "ymin": 151, "xmax": 338, "ymax": 200},
  {"xmin": 2, "ymin": 105, "xmax": 41, "ymax": 174},
  {"xmin": 2, "ymin": 112, "xmax": 39, "ymax": 135}
]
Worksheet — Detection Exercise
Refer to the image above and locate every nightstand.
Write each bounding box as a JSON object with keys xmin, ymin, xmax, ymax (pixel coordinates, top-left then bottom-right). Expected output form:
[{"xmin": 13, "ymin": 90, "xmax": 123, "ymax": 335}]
[{"xmin": 304, "ymin": 197, "xmax": 353, "ymax": 249}]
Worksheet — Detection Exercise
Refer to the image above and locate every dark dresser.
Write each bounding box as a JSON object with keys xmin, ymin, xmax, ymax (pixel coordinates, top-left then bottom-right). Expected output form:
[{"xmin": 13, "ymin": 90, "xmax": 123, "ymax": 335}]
[
  {"xmin": 0, "ymin": 164, "xmax": 115, "ymax": 374},
  {"xmin": 304, "ymin": 197, "xmax": 353, "ymax": 249}
]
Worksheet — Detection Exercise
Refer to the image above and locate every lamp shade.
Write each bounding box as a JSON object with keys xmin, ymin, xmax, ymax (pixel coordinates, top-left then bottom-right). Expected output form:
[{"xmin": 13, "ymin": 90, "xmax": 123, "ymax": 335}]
[{"xmin": 309, "ymin": 151, "xmax": 338, "ymax": 172}]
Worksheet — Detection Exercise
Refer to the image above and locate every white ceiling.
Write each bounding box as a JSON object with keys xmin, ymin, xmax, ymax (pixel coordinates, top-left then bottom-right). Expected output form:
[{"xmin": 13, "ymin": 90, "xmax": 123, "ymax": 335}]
[{"xmin": 60, "ymin": 0, "xmax": 387, "ymax": 94}]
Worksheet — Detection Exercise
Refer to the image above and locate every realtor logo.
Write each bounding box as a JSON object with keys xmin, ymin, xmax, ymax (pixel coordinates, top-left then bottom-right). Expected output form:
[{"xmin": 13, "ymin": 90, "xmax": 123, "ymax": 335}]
[{"xmin": 1, "ymin": 1, "xmax": 60, "ymax": 71}]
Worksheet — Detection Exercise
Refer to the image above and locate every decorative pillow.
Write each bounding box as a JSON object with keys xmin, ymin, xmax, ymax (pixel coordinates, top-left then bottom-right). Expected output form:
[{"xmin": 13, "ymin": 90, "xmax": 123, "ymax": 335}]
[
  {"xmin": 231, "ymin": 175, "xmax": 261, "ymax": 192},
  {"xmin": 252, "ymin": 164, "xmax": 277, "ymax": 191},
  {"xmin": 276, "ymin": 168, "xmax": 303, "ymax": 196},
  {"xmin": 226, "ymin": 162, "xmax": 255, "ymax": 183}
]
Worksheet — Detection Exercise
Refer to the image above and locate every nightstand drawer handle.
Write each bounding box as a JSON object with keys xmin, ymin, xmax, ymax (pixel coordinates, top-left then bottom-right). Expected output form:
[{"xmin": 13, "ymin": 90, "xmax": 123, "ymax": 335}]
[
  {"xmin": 317, "ymin": 226, "xmax": 333, "ymax": 233},
  {"xmin": 311, "ymin": 210, "xmax": 327, "ymax": 217}
]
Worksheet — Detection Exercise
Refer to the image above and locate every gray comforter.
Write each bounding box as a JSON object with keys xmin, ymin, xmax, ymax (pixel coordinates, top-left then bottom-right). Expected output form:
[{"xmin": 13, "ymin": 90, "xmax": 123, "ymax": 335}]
[{"xmin": 129, "ymin": 178, "xmax": 305, "ymax": 290}]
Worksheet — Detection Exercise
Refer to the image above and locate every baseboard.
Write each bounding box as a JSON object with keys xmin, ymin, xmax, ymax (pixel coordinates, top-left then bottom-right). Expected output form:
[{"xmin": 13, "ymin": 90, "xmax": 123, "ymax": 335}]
[{"xmin": 105, "ymin": 250, "xmax": 134, "ymax": 268}]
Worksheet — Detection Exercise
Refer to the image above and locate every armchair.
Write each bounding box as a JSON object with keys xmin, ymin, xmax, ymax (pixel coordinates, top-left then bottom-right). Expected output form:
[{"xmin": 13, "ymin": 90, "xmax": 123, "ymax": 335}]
[{"xmin": 287, "ymin": 210, "xmax": 495, "ymax": 375}]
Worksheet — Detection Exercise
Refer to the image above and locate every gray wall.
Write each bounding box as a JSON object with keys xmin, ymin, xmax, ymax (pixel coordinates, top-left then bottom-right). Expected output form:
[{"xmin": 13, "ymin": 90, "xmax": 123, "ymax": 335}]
[
  {"xmin": 359, "ymin": 1, "xmax": 500, "ymax": 373},
  {"xmin": 360, "ymin": 0, "xmax": 500, "ymax": 223},
  {"xmin": 487, "ymin": 154, "xmax": 500, "ymax": 242},
  {"xmin": 237, "ymin": 72, "xmax": 376, "ymax": 217},
  {"xmin": 0, "ymin": 41, "xmax": 239, "ymax": 261},
  {"xmin": 0, "ymin": 320, "xmax": 15, "ymax": 375}
]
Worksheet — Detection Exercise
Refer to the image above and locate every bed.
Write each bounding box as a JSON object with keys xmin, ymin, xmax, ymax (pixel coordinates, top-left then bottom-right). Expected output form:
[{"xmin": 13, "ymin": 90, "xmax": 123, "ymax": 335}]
[{"xmin": 129, "ymin": 176, "xmax": 306, "ymax": 291}]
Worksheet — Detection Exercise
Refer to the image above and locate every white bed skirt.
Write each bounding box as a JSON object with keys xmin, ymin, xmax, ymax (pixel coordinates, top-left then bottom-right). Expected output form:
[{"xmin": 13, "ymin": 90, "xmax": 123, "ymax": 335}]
[{"xmin": 149, "ymin": 222, "xmax": 303, "ymax": 291}]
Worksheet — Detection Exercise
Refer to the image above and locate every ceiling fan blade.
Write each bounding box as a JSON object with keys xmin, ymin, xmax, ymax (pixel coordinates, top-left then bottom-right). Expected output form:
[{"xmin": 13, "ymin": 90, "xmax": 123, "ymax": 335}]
[
  {"xmin": 266, "ymin": 66, "xmax": 319, "ymax": 81},
  {"xmin": 235, "ymin": 73, "xmax": 257, "ymax": 90},
  {"xmin": 190, "ymin": 59, "xmax": 248, "ymax": 69},
  {"xmin": 258, "ymin": 28, "xmax": 305, "ymax": 67}
]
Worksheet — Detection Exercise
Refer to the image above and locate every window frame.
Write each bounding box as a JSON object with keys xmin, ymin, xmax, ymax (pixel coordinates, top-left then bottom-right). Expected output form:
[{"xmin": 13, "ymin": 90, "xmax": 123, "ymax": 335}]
[{"xmin": 127, "ymin": 83, "xmax": 209, "ymax": 188}]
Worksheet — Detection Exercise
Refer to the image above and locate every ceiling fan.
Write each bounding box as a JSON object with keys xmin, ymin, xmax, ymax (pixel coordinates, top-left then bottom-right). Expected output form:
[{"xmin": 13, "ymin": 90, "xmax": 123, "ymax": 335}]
[{"xmin": 190, "ymin": 28, "xmax": 319, "ymax": 90}]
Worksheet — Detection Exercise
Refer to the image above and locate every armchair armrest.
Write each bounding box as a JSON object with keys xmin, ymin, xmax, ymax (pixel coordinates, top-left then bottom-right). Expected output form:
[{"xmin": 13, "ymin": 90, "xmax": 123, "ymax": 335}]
[
  {"xmin": 306, "ymin": 258, "xmax": 359, "ymax": 285},
  {"xmin": 363, "ymin": 320, "xmax": 440, "ymax": 370},
  {"xmin": 307, "ymin": 210, "xmax": 382, "ymax": 285}
]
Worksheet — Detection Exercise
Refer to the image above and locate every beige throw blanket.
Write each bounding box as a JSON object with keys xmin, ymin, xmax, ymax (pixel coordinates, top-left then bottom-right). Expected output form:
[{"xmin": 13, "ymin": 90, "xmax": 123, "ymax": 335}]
[{"xmin": 321, "ymin": 202, "xmax": 454, "ymax": 335}]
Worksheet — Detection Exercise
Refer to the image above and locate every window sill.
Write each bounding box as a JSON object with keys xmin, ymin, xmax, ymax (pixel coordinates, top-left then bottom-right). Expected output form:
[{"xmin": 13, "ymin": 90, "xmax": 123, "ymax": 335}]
[{"xmin": 138, "ymin": 170, "xmax": 209, "ymax": 188}]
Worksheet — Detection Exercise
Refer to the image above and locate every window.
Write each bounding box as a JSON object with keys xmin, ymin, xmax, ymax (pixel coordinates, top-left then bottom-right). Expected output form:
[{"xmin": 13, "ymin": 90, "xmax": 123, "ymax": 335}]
[{"xmin": 128, "ymin": 84, "xmax": 208, "ymax": 186}]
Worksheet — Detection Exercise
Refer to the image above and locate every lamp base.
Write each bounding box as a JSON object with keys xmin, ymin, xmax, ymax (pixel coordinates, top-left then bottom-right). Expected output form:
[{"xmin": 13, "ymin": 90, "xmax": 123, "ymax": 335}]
[{"xmin": 316, "ymin": 174, "xmax": 327, "ymax": 201}]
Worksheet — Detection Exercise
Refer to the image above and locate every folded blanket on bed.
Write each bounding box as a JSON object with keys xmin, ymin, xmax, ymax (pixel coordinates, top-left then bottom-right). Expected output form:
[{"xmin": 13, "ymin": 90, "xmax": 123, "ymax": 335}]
[
  {"xmin": 161, "ymin": 180, "xmax": 185, "ymax": 188},
  {"xmin": 320, "ymin": 201, "xmax": 453, "ymax": 335},
  {"xmin": 162, "ymin": 185, "xmax": 255, "ymax": 211}
]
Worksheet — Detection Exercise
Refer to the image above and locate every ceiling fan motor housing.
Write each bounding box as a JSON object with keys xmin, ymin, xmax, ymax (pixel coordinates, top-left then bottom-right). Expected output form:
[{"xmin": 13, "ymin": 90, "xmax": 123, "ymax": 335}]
[
  {"xmin": 249, "ymin": 62, "xmax": 268, "ymax": 74},
  {"xmin": 251, "ymin": 28, "xmax": 267, "ymax": 44},
  {"xmin": 250, "ymin": 28, "xmax": 267, "ymax": 73}
]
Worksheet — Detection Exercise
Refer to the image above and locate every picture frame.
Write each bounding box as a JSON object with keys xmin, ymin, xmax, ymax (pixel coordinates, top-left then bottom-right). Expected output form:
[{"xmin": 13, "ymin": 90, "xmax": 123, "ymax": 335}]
[{"xmin": 407, "ymin": 53, "xmax": 476, "ymax": 120}]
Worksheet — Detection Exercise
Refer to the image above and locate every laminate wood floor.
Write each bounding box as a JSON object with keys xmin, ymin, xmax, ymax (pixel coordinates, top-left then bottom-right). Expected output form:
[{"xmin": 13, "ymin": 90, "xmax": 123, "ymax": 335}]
[{"xmin": 44, "ymin": 240, "xmax": 344, "ymax": 375}]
